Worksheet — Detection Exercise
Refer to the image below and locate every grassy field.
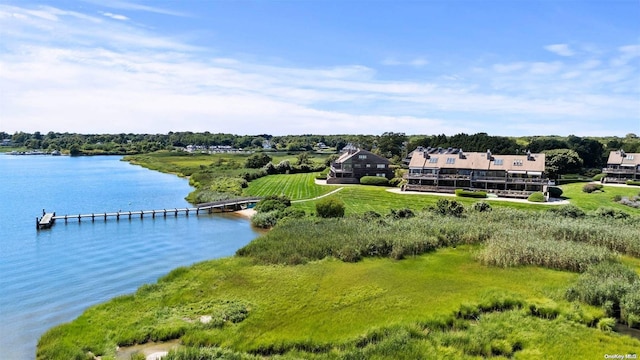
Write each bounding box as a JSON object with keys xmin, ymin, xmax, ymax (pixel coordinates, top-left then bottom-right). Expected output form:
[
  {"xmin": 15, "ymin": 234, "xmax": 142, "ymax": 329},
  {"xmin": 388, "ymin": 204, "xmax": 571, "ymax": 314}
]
[
  {"xmin": 561, "ymin": 182, "xmax": 640, "ymax": 214},
  {"xmin": 243, "ymin": 173, "xmax": 332, "ymax": 201},
  {"xmin": 38, "ymin": 246, "xmax": 640, "ymax": 359}
]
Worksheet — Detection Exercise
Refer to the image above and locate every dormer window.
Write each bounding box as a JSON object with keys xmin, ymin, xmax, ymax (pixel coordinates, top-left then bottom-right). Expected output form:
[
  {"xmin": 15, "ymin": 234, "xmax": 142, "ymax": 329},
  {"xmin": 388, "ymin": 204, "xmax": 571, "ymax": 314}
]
[
  {"xmin": 513, "ymin": 160, "xmax": 523, "ymax": 166},
  {"xmin": 429, "ymin": 157, "xmax": 438, "ymax": 163},
  {"xmin": 494, "ymin": 159, "xmax": 503, "ymax": 165},
  {"xmin": 358, "ymin": 154, "xmax": 367, "ymax": 160},
  {"xmin": 446, "ymin": 158, "xmax": 456, "ymax": 164}
]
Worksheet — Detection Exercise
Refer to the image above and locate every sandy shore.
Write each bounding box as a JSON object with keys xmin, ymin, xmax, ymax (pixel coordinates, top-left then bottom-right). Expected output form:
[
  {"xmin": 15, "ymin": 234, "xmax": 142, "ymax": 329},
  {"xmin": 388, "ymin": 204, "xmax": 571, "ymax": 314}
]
[{"xmin": 234, "ymin": 208, "xmax": 257, "ymax": 218}]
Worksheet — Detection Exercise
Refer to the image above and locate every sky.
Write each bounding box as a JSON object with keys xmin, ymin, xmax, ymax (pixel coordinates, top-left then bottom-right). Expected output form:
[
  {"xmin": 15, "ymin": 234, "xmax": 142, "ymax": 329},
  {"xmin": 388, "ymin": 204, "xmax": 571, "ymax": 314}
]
[{"xmin": 0, "ymin": 0, "xmax": 639, "ymax": 136}]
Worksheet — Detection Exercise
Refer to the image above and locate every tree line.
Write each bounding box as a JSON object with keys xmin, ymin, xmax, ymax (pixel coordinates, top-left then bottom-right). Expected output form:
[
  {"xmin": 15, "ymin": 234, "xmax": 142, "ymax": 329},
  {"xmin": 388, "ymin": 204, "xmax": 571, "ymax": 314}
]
[{"xmin": 2, "ymin": 130, "xmax": 638, "ymax": 174}]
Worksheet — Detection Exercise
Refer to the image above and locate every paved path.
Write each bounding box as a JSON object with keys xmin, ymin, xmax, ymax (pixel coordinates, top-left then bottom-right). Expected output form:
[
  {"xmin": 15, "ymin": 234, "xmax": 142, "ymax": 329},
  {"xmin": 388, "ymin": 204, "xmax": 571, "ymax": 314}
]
[{"xmin": 292, "ymin": 187, "xmax": 344, "ymax": 203}]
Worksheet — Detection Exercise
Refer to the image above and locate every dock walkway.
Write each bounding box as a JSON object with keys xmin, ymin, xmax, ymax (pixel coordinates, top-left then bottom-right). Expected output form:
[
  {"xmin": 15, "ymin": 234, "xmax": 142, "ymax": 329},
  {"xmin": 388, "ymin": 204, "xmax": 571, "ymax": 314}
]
[{"xmin": 36, "ymin": 197, "xmax": 260, "ymax": 230}]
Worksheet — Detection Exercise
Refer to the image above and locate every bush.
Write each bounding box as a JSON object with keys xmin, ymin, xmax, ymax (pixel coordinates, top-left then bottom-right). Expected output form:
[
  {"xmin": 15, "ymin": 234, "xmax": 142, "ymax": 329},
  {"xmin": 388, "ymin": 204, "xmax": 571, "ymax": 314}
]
[
  {"xmin": 593, "ymin": 207, "xmax": 629, "ymax": 219},
  {"xmin": 388, "ymin": 208, "xmax": 415, "ymax": 219},
  {"xmin": 597, "ymin": 317, "xmax": 616, "ymax": 332},
  {"xmin": 627, "ymin": 180, "xmax": 640, "ymax": 186},
  {"xmin": 567, "ymin": 262, "xmax": 638, "ymax": 319},
  {"xmin": 473, "ymin": 202, "xmax": 492, "ymax": 212},
  {"xmin": 455, "ymin": 189, "xmax": 487, "ymax": 198},
  {"xmin": 592, "ymin": 173, "xmax": 605, "ymax": 181},
  {"xmin": 527, "ymin": 192, "xmax": 545, "ymax": 202},
  {"xmin": 359, "ymin": 176, "xmax": 389, "ymax": 186},
  {"xmin": 251, "ymin": 211, "xmax": 280, "ymax": 228},
  {"xmin": 548, "ymin": 204, "xmax": 585, "ymax": 218},
  {"xmin": 245, "ymin": 153, "xmax": 272, "ymax": 168},
  {"xmin": 621, "ymin": 283, "xmax": 640, "ymax": 328},
  {"xmin": 582, "ymin": 183, "xmax": 603, "ymax": 193},
  {"xmin": 388, "ymin": 177, "xmax": 404, "ymax": 187},
  {"xmin": 433, "ymin": 199, "xmax": 465, "ymax": 217},
  {"xmin": 316, "ymin": 197, "xmax": 345, "ymax": 218},
  {"xmin": 547, "ymin": 186, "xmax": 563, "ymax": 198},
  {"xmin": 254, "ymin": 199, "xmax": 287, "ymax": 213},
  {"xmin": 612, "ymin": 194, "xmax": 622, "ymax": 202}
]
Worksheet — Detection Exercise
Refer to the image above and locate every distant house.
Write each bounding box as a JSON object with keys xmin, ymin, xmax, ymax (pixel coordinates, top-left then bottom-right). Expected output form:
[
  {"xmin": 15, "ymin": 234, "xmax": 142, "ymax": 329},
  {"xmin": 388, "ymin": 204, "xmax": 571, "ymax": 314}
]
[
  {"xmin": 404, "ymin": 147, "xmax": 547, "ymax": 198},
  {"xmin": 1, "ymin": 139, "xmax": 13, "ymax": 146},
  {"xmin": 603, "ymin": 150, "xmax": 640, "ymax": 183},
  {"xmin": 327, "ymin": 148, "xmax": 394, "ymax": 184}
]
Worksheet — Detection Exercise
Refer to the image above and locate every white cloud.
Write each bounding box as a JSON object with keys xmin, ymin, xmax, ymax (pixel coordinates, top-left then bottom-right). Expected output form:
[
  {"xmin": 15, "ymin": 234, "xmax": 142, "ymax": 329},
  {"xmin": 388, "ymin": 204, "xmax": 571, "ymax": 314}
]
[
  {"xmin": 100, "ymin": 12, "xmax": 129, "ymax": 21},
  {"xmin": 544, "ymin": 43, "xmax": 575, "ymax": 57},
  {"xmin": 611, "ymin": 44, "xmax": 640, "ymax": 67},
  {"xmin": 0, "ymin": 4, "xmax": 638, "ymax": 137},
  {"xmin": 80, "ymin": 0, "xmax": 188, "ymax": 17},
  {"xmin": 382, "ymin": 57, "xmax": 428, "ymax": 67}
]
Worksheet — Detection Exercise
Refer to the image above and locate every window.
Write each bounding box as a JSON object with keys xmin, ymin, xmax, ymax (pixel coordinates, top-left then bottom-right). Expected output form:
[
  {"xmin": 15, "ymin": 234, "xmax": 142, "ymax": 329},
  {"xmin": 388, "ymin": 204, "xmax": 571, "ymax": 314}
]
[
  {"xmin": 513, "ymin": 160, "xmax": 523, "ymax": 166},
  {"xmin": 446, "ymin": 158, "xmax": 455, "ymax": 164},
  {"xmin": 377, "ymin": 163, "xmax": 386, "ymax": 169},
  {"xmin": 358, "ymin": 154, "xmax": 367, "ymax": 160},
  {"xmin": 354, "ymin": 163, "xmax": 361, "ymax": 168},
  {"xmin": 376, "ymin": 173, "xmax": 386, "ymax": 177},
  {"xmin": 366, "ymin": 163, "xmax": 371, "ymax": 168},
  {"xmin": 628, "ymin": 155, "xmax": 635, "ymax": 160},
  {"xmin": 429, "ymin": 157, "xmax": 438, "ymax": 163},
  {"xmin": 494, "ymin": 159, "xmax": 503, "ymax": 165}
]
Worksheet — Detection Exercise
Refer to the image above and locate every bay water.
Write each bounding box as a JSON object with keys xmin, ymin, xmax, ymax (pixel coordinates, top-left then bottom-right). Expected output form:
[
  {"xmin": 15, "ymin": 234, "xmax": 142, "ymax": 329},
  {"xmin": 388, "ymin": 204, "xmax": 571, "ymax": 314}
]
[{"xmin": 0, "ymin": 155, "xmax": 261, "ymax": 359}]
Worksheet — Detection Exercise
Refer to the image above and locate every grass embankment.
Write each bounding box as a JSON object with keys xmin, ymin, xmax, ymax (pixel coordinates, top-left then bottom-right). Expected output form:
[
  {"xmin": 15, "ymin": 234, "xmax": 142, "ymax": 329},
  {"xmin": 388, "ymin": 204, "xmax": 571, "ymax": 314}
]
[
  {"xmin": 243, "ymin": 173, "xmax": 333, "ymax": 201},
  {"xmin": 38, "ymin": 208, "xmax": 640, "ymax": 359}
]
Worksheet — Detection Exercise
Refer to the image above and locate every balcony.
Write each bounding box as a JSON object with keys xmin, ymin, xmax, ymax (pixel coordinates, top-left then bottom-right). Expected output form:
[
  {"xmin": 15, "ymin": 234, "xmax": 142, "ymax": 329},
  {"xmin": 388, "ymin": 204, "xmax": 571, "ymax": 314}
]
[{"xmin": 603, "ymin": 167, "xmax": 638, "ymax": 175}]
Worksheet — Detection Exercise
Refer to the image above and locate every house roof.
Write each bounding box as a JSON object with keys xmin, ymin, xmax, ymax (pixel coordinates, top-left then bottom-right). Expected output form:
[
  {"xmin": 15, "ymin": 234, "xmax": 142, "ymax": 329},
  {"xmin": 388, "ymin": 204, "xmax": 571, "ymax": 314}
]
[
  {"xmin": 408, "ymin": 149, "xmax": 545, "ymax": 173},
  {"xmin": 335, "ymin": 149, "xmax": 390, "ymax": 164},
  {"xmin": 606, "ymin": 150, "xmax": 640, "ymax": 167}
]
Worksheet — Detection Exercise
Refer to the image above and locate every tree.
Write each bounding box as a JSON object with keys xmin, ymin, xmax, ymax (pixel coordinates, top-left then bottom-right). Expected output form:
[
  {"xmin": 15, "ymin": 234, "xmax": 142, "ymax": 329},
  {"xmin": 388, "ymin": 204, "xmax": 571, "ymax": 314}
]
[
  {"xmin": 315, "ymin": 197, "xmax": 345, "ymax": 218},
  {"xmin": 544, "ymin": 149, "xmax": 583, "ymax": 179},
  {"xmin": 377, "ymin": 132, "xmax": 407, "ymax": 158},
  {"xmin": 245, "ymin": 153, "xmax": 272, "ymax": 168}
]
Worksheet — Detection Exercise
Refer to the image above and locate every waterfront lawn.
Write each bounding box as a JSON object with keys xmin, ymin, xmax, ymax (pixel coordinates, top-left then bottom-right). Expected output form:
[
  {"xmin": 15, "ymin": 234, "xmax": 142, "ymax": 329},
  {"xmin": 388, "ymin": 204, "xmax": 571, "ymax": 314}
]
[
  {"xmin": 289, "ymin": 185, "xmax": 551, "ymax": 215},
  {"xmin": 560, "ymin": 183, "xmax": 640, "ymax": 215},
  {"xmin": 39, "ymin": 246, "xmax": 640, "ymax": 359},
  {"xmin": 243, "ymin": 173, "xmax": 332, "ymax": 201}
]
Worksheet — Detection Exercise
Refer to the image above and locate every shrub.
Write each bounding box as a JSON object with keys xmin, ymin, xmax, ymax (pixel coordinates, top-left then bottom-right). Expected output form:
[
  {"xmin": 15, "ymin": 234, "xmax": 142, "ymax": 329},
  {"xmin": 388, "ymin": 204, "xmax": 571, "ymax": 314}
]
[
  {"xmin": 547, "ymin": 186, "xmax": 563, "ymax": 198},
  {"xmin": 527, "ymin": 192, "xmax": 545, "ymax": 202},
  {"xmin": 434, "ymin": 199, "xmax": 465, "ymax": 217},
  {"xmin": 592, "ymin": 173, "xmax": 605, "ymax": 181},
  {"xmin": 388, "ymin": 177, "xmax": 404, "ymax": 187},
  {"xmin": 597, "ymin": 317, "xmax": 616, "ymax": 332},
  {"xmin": 251, "ymin": 211, "xmax": 280, "ymax": 228},
  {"xmin": 337, "ymin": 245, "xmax": 362, "ymax": 262},
  {"xmin": 455, "ymin": 189, "xmax": 487, "ymax": 198},
  {"xmin": 566, "ymin": 262, "xmax": 638, "ymax": 318},
  {"xmin": 254, "ymin": 199, "xmax": 287, "ymax": 213},
  {"xmin": 582, "ymin": 183, "xmax": 603, "ymax": 193},
  {"xmin": 245, "ymin": 153, "xmax": 272, "ymax": 168},
  {"xmin": 593, "ymin": 207, "xmax": 629, "ymax": 219},
  {"xmin": 627, "ymin": 180, "xmax": 640, "ymax": 186},
  {"xmin": 612, "ymin": 194, "xmax": 622, "ymax": 202},
  {"xmin": 388, "ymin": 208, "xmax": 415, "ymax": 219},
  {"xmin": 621, "ymin": 283, "xmax": 640, "ymax": 327},
  {"xmin": 547, "ymin": 204, "xmax": 585, "ymax": 218},
  {"xmin": 360, "ymin": 176, "xmax": 389, "ymax": 186},
  {"xmin": 473, "ymin": 201, "xmax": 492, "ymax": 212},
  {"xmin": 316, "ymin": 197, "xmax": 345, "ymax": 218}
]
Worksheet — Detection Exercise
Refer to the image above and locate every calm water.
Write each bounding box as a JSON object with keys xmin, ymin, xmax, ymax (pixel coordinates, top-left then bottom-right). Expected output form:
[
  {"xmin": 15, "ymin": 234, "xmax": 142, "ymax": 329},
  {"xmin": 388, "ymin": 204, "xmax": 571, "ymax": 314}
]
[{"xmin": 0, "ymin": 155, "xmax": 260, "ymax": 359}]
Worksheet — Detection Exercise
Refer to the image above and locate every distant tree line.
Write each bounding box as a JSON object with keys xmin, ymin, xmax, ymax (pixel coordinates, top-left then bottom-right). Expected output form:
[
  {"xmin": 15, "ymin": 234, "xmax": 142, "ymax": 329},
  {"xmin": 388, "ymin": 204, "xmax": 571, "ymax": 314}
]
[{"xmin": 2, "ymin": 131, "xmax": 638, "ymax": 177}]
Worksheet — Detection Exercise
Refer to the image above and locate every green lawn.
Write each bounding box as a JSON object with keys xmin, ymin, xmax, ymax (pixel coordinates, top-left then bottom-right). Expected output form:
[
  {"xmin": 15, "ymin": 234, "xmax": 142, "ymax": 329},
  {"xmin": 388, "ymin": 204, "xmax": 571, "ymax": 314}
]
[
  {"xmin": 560, "ymin": 183, "xmax": 640, "ymax": 215},
  {"xmin": 243, "ymin": 173, "xmax": 332, "ymax": 201}
]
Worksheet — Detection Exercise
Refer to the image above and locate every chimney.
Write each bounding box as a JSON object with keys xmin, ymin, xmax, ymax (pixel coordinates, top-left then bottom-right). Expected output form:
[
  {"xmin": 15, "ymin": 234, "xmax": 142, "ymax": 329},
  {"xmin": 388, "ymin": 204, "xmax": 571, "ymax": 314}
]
[
  {"xmin": 459, "ymin": 149, "xmax": 464, "ymax": 159},
  {"xmin": 486, "ymin": 149, "xmax": 492, "ymax": 160},
  {"xmin": 527, "ymin": 149, "xmax": 532, "ymax": 160}
]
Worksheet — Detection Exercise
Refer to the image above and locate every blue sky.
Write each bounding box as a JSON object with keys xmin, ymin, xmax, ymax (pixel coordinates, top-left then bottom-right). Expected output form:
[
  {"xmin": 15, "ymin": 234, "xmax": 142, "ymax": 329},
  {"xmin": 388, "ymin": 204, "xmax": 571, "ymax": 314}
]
[{"xmin": 0, "ymin": 0, "xmax": 638, "ymax": 136}]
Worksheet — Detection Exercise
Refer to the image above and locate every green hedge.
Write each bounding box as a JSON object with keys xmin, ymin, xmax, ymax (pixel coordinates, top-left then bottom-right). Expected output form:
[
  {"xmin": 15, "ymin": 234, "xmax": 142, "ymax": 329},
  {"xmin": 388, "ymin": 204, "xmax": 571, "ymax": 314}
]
[
  {"xmin": 547, "ymin": 186, "xmax": 563, "ymax": 198},
  {"xmin": 455, "ymin": 189, "xmax": 487, "ymax": 198},
  {"xmin": 527, "ymin": 192, "xmax": 546, "ymax": 202},
  {"xmin": 360, "ymin": 176, "xmax": 389, "ymax": 186},
  {"xmin": 592, "ymin": 173, "xmax": 605, "ymax": 181},
  {"xmin": 583, "ymin": 183, "xmax": 603, "ymax": 193},
  {"xmin": 626, "ymin": 180, "xmax": 640, "ymax": 186}
]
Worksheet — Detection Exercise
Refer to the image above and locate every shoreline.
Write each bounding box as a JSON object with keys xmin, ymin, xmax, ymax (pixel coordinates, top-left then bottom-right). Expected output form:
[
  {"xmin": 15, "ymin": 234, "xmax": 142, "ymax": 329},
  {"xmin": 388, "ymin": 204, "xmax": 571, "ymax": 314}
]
[{"xmin": 234, "ymin": 208, "xmax": 257, "ymax": 219}]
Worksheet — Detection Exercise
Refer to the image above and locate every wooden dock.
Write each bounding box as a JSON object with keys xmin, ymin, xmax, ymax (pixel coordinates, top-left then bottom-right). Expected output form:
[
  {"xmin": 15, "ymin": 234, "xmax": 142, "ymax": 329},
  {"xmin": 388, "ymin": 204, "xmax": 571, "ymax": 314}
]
[{"xmin": 36, "ymin": 197, "xmax": 260, "ymax": 230}]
